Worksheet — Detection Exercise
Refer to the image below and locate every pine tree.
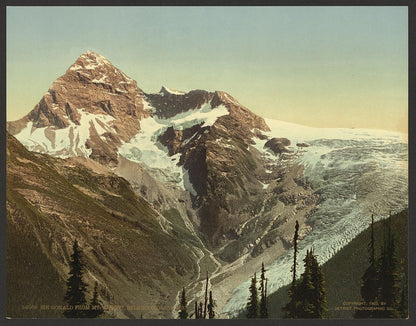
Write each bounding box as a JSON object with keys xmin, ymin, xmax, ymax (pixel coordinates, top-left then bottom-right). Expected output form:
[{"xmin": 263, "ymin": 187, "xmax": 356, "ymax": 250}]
[
  {"xmin": 87, "ymin": 281, "xmax": 104, "ymax": 318},
  {"xmin": 377, "ymin": 215, "xmax": 399, "ymax": 318},
  {"xmin": 397, "ymin": 276, "xmax": 408, "ymax": 318},
  {"xmin": 285, "ymin": 249, "xmax": 327, "ymax": 319},
  {"xmin": 178, "ymin": 287, "xmax": 188, "ymax": 319},
  {"xmin": 356, "ymin": 214, "xmax": 379, "ymax": 318},
  {"xmin": 297, "ymin": 250, "xmax": 315, "ymax": 318},
  {"xmin": 259, "ymin": 263, "xmax": 268, "ymax": 318},
  {"xmin": 309, "ymin": 249, "xmax": 327, "ymax": 318},
  {"xmin": 194, "ymin": 301, "xmax": 198, "ymax": 319},
  {"xmin": 246, "ymin": 273, "xmax": 258, "ymax": 318},
  {"xmin": 361, "ymin": 215, "xmax": 379, "ymax": 302},
  {"xmin": 64, "ymin": 240, "xmax": 89, "ymax": 318},
  {"xmin": 198, "ymin": 302, "xmax": 203, "ymax": 319},
  {"xmin": 283, "ymin": 220, "xmax": 300, "ymax": 318},
  {"xmin": 292, "ymin": 221, "xmax": 300, "ymax": 286},
  {"xmin": 207, "ymin": 291, "xmax": 215, "ymax": 319},
  {"xmin": 203, "ymin": 271, "xmax": 209, "ymax": 319}
]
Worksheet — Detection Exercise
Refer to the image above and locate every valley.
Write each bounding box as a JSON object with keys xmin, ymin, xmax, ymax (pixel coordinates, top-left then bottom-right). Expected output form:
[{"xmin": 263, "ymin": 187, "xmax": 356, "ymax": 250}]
[{"xmin": 6, "ymin": 51, "xmax": 408, "ymax": 319}]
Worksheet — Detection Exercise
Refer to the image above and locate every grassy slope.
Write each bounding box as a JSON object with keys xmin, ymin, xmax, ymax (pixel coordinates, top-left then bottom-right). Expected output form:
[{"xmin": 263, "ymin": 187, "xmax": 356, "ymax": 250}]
[
  {"xmin": 258, "ymin": 209, "xmax": 408, "ymax": 319},
  {"xmin": 7, "ymin": 210, "xmax": 66, "ymax": 318},
  {"xmin": 6, "ymin": 133, "xmax": 199, "ymax": 318}
]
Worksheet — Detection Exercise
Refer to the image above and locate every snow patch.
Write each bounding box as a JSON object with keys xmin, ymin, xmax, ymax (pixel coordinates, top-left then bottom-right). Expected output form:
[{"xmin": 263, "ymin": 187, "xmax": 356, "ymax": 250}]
[
  {"xmin": 142, "ymin": 97, "xmax": 156, "ymax": 112},
  {"xmin": 182, "ymin": 167, "xmax": 197, "ymax": 196},
  {"xmin": 223, "ymin": 92, "xmax": 240, "ymax": 106},
  {"xmin": 115, "ymin": 87, "xmax": 128, "ymax": 93},
  {"xmin": 163, "ymin": 86, "xmax": 186, "ymax": 95},
  {"xmin": 14, "ymin": 108, "xmax": 116, "ymax": 158},
  {"xmin": 92, "ymin": 74, "xmax": 108, "ymax": 84},
  {"xmin": 119, "ymin": 102, "xmax": 229, "ymax": 190},
  {"xmin": 69, "ymin": 64, "xmax": 82, "ymax": 71}
]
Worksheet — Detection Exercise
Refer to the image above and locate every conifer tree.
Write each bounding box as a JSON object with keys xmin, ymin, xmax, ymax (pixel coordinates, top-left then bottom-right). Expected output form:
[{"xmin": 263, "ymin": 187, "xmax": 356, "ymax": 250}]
[
  {"xmin": 360, "ymin": 214, "xmax": 379, "ymax": 304},
  {"xmin": 285, "ymin": 249, "xmax": 327, "ymax": 319},
  {"xmin": 87, "ymin": 281, "xmax": 104, "ymax": 318},
  {"xmin": 309, "ymin": 249, "xmax": 328, "ymax": 318},
  {"xmin": 292, "ymin": 221, "xmax": 300, "ymax": 286},
  {"xmin": 203, "ymin": 271, "xmax": 209, "ymax": 319},
  {"xmin": 194, "ymin": 301, "xmax": 198, "ymax": 319},
  {"xmin": 259, "ymin": 263, "xmax": 268, "ymax": 318},
  {"xmin": 198, "ymin": 302, "xmax": 203, "ymax": 319},
  {"xmin": 64, "ymin": 240, "xmax": 88, "ymax": 318},
  {"xmin": 356, "ymin": 214, "xmax": 379, "ymax": 318},
  {"xmin": 297, "ymin": 250, "xmax": 315, "ymax": 318},
  {"xmin": 377, "ymin": 215, "xmax": 399, "ymax": 318},
  {"xmin": 207, "ymin": 291, "xmax": 215, "ymax": 319},
  {"xmin": 178, "ymin": 287, "xmax": 188, "ymax": 319},
  {"xmin": 283, "ymin": 221, "xmax": 300, "ymax": 318},
  {"xmin": 246, "ymin": 273, "xmax": 258, "ymax": 318},
  {"xmin": 397, "ymin": 276, "xmax": 408, "ymax": 318}
]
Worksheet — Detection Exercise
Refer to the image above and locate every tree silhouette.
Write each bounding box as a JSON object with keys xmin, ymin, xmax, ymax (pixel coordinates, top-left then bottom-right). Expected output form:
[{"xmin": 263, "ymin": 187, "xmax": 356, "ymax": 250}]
[
  {"xmin": 283, "ymin": 221, "xmax": 300, "ymax": 318},
  {"xmin": 178, "ymin": 287, "xmax": 188, "ymax": 319},
  {"xmin": 259, "ymin": 263, "xmax": 268, "ymax": 318},
  {"xmin": 87, "ymin": 281, "xmax": 104, "ymax": 318},
  {"xmin": 376, "ymin": 216, "xmax": 399, "ymax": 318},
  {"xmin": 64, "ymin": 240, "xmax": 88, "ymax": 318},
  {"xmin": 309, "ymin": 249, "xmax": 327, "ymax": 318},
  {"xmin": 246, "ymin": 273, "xmax": 258, "ymax": 318},
  {"xmin": 207, "ymin": 291, "xmax": 215, "ymax": 319},
  {"xmin": 356, "ymin": 214, "xmax": 379, "ymax": 318}
]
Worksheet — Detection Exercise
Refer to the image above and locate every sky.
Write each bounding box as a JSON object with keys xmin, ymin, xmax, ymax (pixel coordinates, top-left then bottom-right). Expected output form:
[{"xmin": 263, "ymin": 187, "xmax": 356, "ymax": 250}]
[{"xmin": 7, "ymin": 6, "xmax": 408, "ymax": 133}]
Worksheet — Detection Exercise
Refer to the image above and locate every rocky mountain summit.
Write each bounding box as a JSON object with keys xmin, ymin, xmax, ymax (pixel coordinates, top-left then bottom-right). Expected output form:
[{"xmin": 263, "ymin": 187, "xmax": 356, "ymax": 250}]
[
  {"xmin": 7, "ymin": 51, "xmax": 321, "ymax": 317},
  {"xmin": 8, "ymin": 51, "xmax": 147, "ymax": 166},
  {"xmin": 8, "ymin": 51, "xmax": 313, "ymax": 248}
]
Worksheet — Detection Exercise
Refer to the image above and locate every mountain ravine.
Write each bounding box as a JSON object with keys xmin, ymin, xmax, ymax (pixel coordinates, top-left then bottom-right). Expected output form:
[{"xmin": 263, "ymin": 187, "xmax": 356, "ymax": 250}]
[{"xmin": 7, "ymin": 51, "xmax": 325, "ymax": 317}]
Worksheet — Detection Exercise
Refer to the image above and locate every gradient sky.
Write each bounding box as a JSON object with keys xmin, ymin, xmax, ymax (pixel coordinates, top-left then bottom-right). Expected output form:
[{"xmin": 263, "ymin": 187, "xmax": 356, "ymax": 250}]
[{"xmin": 7, "ymin": 6, "xmax": 408, "ymax": 133}]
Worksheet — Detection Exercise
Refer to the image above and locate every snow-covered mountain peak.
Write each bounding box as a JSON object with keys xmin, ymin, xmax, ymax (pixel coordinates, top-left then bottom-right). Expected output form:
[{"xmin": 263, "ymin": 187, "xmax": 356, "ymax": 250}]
[
  {"xmin": 82, "ymin": 50, "xmax": 110, "ymax": 62},
  {"xmin": 159, "ymin": 86, "xmax": 186, "ymax": 96}
]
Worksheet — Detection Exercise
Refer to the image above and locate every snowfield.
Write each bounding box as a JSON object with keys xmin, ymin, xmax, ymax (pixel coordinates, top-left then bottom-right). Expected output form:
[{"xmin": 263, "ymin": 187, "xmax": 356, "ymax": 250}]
[
  {"xmin": 14, "ymin": 108, "xmax": 116, "ymax": 158},
  {"xmin": 118, "ymin": 101, "xmax": 229, "ymax": 192},
  {"xmin": 222, "ymin": 119, "xmax": 408, "ymax": 317}
]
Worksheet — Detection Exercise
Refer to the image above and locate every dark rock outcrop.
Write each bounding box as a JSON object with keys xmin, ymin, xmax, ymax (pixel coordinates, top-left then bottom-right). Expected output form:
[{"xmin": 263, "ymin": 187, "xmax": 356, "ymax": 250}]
[{"xmin": 265, "ymin": 137, "xmax": 291, "ymax": 155}]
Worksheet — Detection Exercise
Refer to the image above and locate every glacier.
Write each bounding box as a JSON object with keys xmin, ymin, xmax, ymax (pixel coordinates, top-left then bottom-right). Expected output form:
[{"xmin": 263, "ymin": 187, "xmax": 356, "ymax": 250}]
[
  {"xmin": 118, "ymin": 101, "xmax": 229, "ymax": 191},
  {"xmin": 222, "ymin": 119, "xmax": 408, "ymax": 317},
  {"xmin": 14, "ymin": 108, "xmax": 116, "ymax": 158}
]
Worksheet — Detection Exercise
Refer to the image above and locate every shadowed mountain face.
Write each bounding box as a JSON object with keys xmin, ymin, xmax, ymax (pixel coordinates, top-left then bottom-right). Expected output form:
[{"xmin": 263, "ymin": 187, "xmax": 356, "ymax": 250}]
[
  {"xmin": 7, "ymin": 52, "xmax": 324, "ymax": 317},
  {"xmin": 6, "ymin": 132, "xmax": 199, "ymax": 318},
  {"xmin": 8, "ymin": 51, "xmax": 312, "ymax": 249}
]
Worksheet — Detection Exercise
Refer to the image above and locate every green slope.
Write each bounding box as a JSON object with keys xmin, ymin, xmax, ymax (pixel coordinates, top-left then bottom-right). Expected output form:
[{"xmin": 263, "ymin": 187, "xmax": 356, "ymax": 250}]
[
  {"xmin": 260, "ymin": 209, "xmax": 408, "ymax": 319},
  {"xmin": 6, "ymin": 132, "xmax": 200, "ymax": 318}
]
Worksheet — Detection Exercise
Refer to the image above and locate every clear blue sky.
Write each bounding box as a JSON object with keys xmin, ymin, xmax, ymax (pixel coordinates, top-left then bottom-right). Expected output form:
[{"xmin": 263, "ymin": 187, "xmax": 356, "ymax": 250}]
[{"xmin": 7, "ymin": 6, "xmax": 408, "ymax": 132}]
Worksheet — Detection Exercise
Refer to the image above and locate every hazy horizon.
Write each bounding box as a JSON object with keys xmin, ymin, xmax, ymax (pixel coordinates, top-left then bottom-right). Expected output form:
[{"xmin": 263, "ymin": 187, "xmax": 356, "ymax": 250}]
[{"xmin": 7, "ymin": 6, "xmax": 408, "ymax": 133}]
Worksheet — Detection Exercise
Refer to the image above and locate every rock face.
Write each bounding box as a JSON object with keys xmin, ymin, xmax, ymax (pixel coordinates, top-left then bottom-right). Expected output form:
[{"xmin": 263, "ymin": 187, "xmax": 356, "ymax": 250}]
[
  {"xmin": 6, "ymin": 132, "xmax": 199, "ymax": 318},
  {"xmin": 8, "ymin": 51, "xmax": 148, "ymax": 166},
  {"xmin": 265, "ymin": 137, "xmax": 291, "ymax": 155},
  {"xmin": 7, "ymin": 50, "xmax": 317, "ymax": 253},
  {"xmin": 7, "ymin": 51, "xmax": 323, "ymax": 318}
]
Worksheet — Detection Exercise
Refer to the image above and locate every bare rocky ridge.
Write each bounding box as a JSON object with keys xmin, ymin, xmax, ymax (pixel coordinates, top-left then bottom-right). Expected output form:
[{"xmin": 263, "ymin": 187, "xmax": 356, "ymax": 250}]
[
  {"xmin": 6, "ymin": 132, "xmax": 199, "ymax": 318},
  {"xmin": 7, "ymin": 51, "xmax": 320, "ymax": 318},
  {"xmin": 8, "ymin": 51, "xmax": 149, "ymax": 166}
]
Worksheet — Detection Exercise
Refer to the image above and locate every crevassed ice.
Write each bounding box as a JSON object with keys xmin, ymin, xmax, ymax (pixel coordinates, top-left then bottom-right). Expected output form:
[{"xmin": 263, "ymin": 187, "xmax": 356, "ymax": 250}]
[
  {"xmin": 224, "ymin": 119, "xmax": 408, "ymax": 317},
  {"xmin": 118, "ymin": 102, "xmax": 229, "ymax": 191}
]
